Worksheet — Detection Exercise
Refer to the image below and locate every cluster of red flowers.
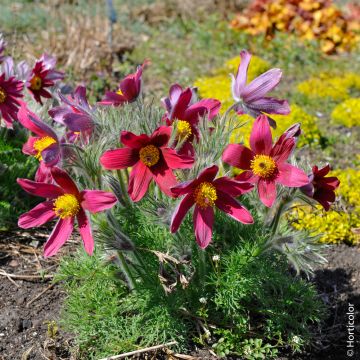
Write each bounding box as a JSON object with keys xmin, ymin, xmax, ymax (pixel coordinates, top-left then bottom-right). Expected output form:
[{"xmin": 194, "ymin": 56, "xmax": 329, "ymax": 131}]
[{"xmin": 0, "ymin": 37, "xmax": 340, "ymax": 257}]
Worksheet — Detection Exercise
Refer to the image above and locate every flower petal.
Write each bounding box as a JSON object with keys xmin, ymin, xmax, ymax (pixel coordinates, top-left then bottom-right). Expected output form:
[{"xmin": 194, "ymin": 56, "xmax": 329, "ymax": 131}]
[
  {"xmin": 18, "ymin": 201, "xmax": 56, "ymax": 228},
  {"xmin": 193, "ymin": 206, "xmax": 214, "ymax": 249},
  {"xmin": 170, "ymin": 193, "xmax": 195, "ymax": 233},
  {"xmin": 128, "ymin": 162, "xmax": 153, "ymax": 202},
  {"xmin": 171, "ymin": 179, "xmax": 197, "ymax": 197},
  {"xmin": 100, "ymin": 148, "xmax": 139, "ymax": 170},
  {"xmin": 80, "ymin": 190, "xmax": 117, "ymax": 213},
  {"xmin": 246, "ymin": 97, "xmax": 290, "ymax": 115},
  {"xmin": 17, "ymin": 178, "xmax": 63, "ymax": 198},
  {"xmin": 22, "ymin": 136, "xmax": 38, "ymax": 156},
  {"xmin": 222, "ymin": 144, "xmax": 254, "ymax": 170},
  {"xmin": 170, "ymin": 87, "xmax": 192, "ymax": 120},
  {"xmin": 185, "ymin": 98, "xmax": 221, "ymax": 122},
  {"xmin": 271, "ymin": 137, "xmax": 295, "ymax": 164},
  {"xmin": 77, "ymin": 209, "xmax": 94, "ymax": 255},
  {"xmin": 241, "ymin": 68, "xmax": 282, "ymax": 102},
  {"xmin": 150, "ymin": 126, "xmax": 172, "ymax": 148},
  {"xmin": 120, "ymin": 131, "xmax": 150, "ymax": 149},
  {"xmin": 258, "ymin": 179, "xmax": 276, "ymax": 207},
  {"xmin": 250, "ymin": 115, "xmax": 273, "ymax": 155},
  {"xmin": 277, "ymin": 163, "xmax": 309, "ymax": 187},
  {"xmin": 213, "ymin": 176, "xmax": 254, "ymax": 197},
  {"xmin": 235, "ymin": 170, "xmax": 258, "ymax": 183},
  {"xmin": 44, "ymin": 217, "xmax": 74, "ymax": 257},
  {"xmin": 197, "ymin": 165, "xmax": 219, "ymax": 183},
  {"xmin": 161, "ymin": 148, "xmax": 194, "ymax": 169},
  {"xmin": 216, "ymin": 191, "xmax": 253, "ymax": 224},
  {"xmin": 150, "ymin": 160, "xmax": 178, "ymax": 197},
  {"xmin": 233, "ymin": 50, "xmax": 252, "ymax": 98},
  {"xmin": 41, "ymin": 143, "xmax": 60, "ymax": 167},
  {"xmin": 51, "ymin": 167, "xmax": 79, "ymax": 195}
]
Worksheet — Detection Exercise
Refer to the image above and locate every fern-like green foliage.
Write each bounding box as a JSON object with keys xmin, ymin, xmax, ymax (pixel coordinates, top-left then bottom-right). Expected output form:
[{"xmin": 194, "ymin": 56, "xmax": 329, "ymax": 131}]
[{"xmin": 0, "ymin": 126, "xmax": 37, "ymax": 229}]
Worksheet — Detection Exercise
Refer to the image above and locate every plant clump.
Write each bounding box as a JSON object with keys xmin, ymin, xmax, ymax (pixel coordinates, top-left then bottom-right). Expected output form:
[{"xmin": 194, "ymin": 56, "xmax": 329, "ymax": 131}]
[{"xmin": 230, "ymin": 0, "xmax": 360, "ymax": 54}]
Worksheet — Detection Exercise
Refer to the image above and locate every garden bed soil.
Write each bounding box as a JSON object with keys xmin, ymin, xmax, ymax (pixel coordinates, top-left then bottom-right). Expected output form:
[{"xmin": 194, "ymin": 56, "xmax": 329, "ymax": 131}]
[{"xmin": 0, "ymin": 229, "xmax": 359, "ymax": 360}]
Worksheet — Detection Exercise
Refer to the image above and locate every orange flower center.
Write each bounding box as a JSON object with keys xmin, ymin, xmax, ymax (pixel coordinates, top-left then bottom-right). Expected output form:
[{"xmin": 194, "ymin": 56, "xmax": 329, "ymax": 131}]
[
  {"xmin": 250, "ymin": 154, "xmax": 277, "ymax": 179},
  {"xmin": 139, "ymin": 144, "xmax": 160, "ymax": 167},
  {"xmin": 33, "ymin": 136, "xmax": 57, "ymax": 161},
  {"xmin": 116, "ymin": 88, "xmax": 123, "ymax": 95},
  {"xmin": 0, "ymin": 87, "xmax": 6, "ymax": 103},
  {"xmin": 176, "ymin": 120, "xmax": 192, "ymax": 140},
  {"xmin": 194, "ymin": 182, "xmax": 217, "ymax": 208},
  {"xmin": 30, "ymin": 75, "xmax": 42, "ymax": 90},
  {"xmin": 53, "ymin": 194, "xmax": 80, "ymax": 219}
]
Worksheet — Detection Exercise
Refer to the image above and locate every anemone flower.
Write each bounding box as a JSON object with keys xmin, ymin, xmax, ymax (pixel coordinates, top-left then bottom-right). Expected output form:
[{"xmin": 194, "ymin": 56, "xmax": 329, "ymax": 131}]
[
  {"xmin": 161, "ymin": 84, "xmax": 221, "ymax": 155},
  {"xmin": 231, "ymin": 50, "xmax": 290, "ymax": 127},
  {"xmin": 170, "ymin": 165, "xmax": 254, "ymax": 248},
  {"xmin": 100, "ymin": 126, "xmax": 194, "ymax": 201},
  {"xmin": 17, "ymin": 167, "xmax": 117, "ymax": 257},
  {"xmin": 27, "ymin": 54, "xmax": 64, "ymax": 105},
  {"xmin": 0, "ymin": 72, "xmax": 23, "ymax": 128},
  {"xmin": 300, "ymin": 165, "xmax": 340, "ymax": 211},
  {"xmin": 222, "ymin": 115, "xmax": 309, "ymax": 207},
  {"xmin": 99, "ymin": 61, "xmax": 147, "ymax": 106},
  {"xmin": 18, "ymin": 102, "xmax": 62, "ymax": 171},
  {"xmin": 49, "ymin": 86, "xmax": 94, "ymax": 141}
]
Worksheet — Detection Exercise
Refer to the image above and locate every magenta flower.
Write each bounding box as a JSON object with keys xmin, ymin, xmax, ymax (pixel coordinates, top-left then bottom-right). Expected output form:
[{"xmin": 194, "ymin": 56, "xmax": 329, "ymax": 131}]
[
  {"xmin": 26, "ymin": 54, "xmax": 64, "ymax": 105},
  {"xmin": 222, "ymin": 115, "xmax": 309, "ymax": 207},
  {"xmin": 100, "ymin": 126, "xmax": 194, "ymax": 201},
  {"xmin": 49, "ymin": 86, "xmax": 94, "ymax": 140},
  {"xmin": 300, "ymin": 165, "xmax": 340, "ymax": 211},
  {"xmin": 170, "ymin": 165, "xmax": 254, "ymax": 248},
  {"xmin": 99, "ymin": 61, "xmax": 147, "ymax": 107},
  {"xmin": 162, "ymin": 84, "xmax": 221, "ymax": 155},
  {"xmin": 17, "ymin": 167, "xmax": 117, "ymax": 257},
  {"xmin": 231, "ymin": 50, "xmax": 290, "ymax": 127},
  {"xmin": 0, "ymin": 72, "xmax": 23, "ymax": 128},
  {"xmin": 18, "ymin": 102, "xmax": 62, "ymax": 173}
]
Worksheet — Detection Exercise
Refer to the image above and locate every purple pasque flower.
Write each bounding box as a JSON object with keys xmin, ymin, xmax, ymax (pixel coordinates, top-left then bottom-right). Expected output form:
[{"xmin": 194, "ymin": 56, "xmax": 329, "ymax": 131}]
[
  {"xmin": 18, "ymin": 102, "xmax": 63, "ymax": 177},
  {"xmin": 161, "ymin": 84, "xmax": 221, "ymax": 155},
  {"xmin": 49, "ymin": 86, "xmax": 95, "ymax": 141},
  {"xmin": 231, "ymin": 50, "xmax": 290, "ymax": 128},
  {"xmin": 26, "ymin": 53, "xmax": 64, "ymax": 105}
]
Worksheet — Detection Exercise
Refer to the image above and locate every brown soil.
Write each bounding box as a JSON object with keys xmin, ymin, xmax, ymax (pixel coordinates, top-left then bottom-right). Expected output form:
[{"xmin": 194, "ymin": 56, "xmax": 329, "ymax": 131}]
[{"xmin": 0, "ymin": 230, "xmax": 359, "ymax": 360}]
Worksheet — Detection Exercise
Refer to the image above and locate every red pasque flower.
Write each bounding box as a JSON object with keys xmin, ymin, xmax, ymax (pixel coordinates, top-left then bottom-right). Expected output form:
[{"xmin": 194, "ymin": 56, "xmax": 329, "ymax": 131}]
[
  {"xmin": 300, "ymin": 164, "xmax": 340, "ymax": 211},
  {"xmin": 162, "ymin": 84, "xmax": 221, "ymax": 155},
  {"xmin": 222, "ymin": 115, "xmax": 309, "ymax": 207},
  {"xmin": 26, "ymin": 54, "xmax": 64, "ymax": 105},
  {"xmin": 17, "ymin": 167, "xmax": 117, "ymax": 257},
  {"xmin": 99, "ymin": 61, "xmax": 147, "ymax": 106},
  {"xmin": 170, "ymin": 165, "xmax": 254, "ymax": 248},
  {"xmin": 0, "ymin": 72, "xmax": 23, "ymax": 128},
  {"xmin": 100, "ymin": 126, "xmax": 194, "ymax": 201}
]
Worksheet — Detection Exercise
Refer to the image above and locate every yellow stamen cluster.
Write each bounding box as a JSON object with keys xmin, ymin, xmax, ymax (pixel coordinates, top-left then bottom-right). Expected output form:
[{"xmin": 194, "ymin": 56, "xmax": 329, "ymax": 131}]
[
  {"xmin": 194, "ymin": 182, "xmax": 217, "ymax": 208},
  {"xmin": 53, "ymin": 194, "xmax": 80, "ymax": 219},
  {"xmin": 139, "ymin": 144, "xmax": 160, "ymax": 167},
  {"xmin": 176, "ymin": 120, "xmax": 192, "ymax": 140},
  {"xmin": 250, "ymin": 155, "xmax": 277, "ymax": 179},
  {"xmin": 33, "ymin": 136, "xmax": 57, "ymax": 161},
  {"xmin": 0, "ymin": 87, "xmax": 6, "ymax": 103},
  {"xmin": 30, "ymin": 75, "xmax": 42, "ymax": 91},
  {"xmin": 116, "ymin": 89, "xmax": 123, "ymax": 95}
]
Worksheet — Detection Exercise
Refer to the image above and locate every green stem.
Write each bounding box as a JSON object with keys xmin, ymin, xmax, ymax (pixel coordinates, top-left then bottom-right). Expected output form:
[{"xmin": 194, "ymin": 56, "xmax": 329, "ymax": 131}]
[{"xmin": 117, "ymin": 251, "xmax": 136, "ymax": 291}]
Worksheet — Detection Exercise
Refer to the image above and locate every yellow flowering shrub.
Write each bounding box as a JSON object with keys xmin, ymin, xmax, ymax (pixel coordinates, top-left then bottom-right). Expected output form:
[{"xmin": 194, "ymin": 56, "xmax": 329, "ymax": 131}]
[
  {"xmin": 290, "ymin": 168, "xmax": 360, "ymax": 244},
  {"xmin": 331, "ymin": 98, "xmax": 360, "ymax": 127},
  {"xmin": 297, "ymin": 72, "xmax": 360, "ymax": 101},
  {"xmin": 230, "ymin": 0, "xmax": 359, "ymax": 54}
]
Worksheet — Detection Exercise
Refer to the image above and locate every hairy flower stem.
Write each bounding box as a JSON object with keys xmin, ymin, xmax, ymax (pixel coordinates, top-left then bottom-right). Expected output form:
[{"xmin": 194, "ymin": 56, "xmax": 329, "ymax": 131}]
[
  {"xmin": 116, "ymin": 170, "xmax": 131, "ymax": 206},
  {"xmin": 269, "ymin": 189, "xmax": 297, "ymax": 235},
  {"xmin": 117, "ymin": 250, "xmax": 136, "ymax": 291}
]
